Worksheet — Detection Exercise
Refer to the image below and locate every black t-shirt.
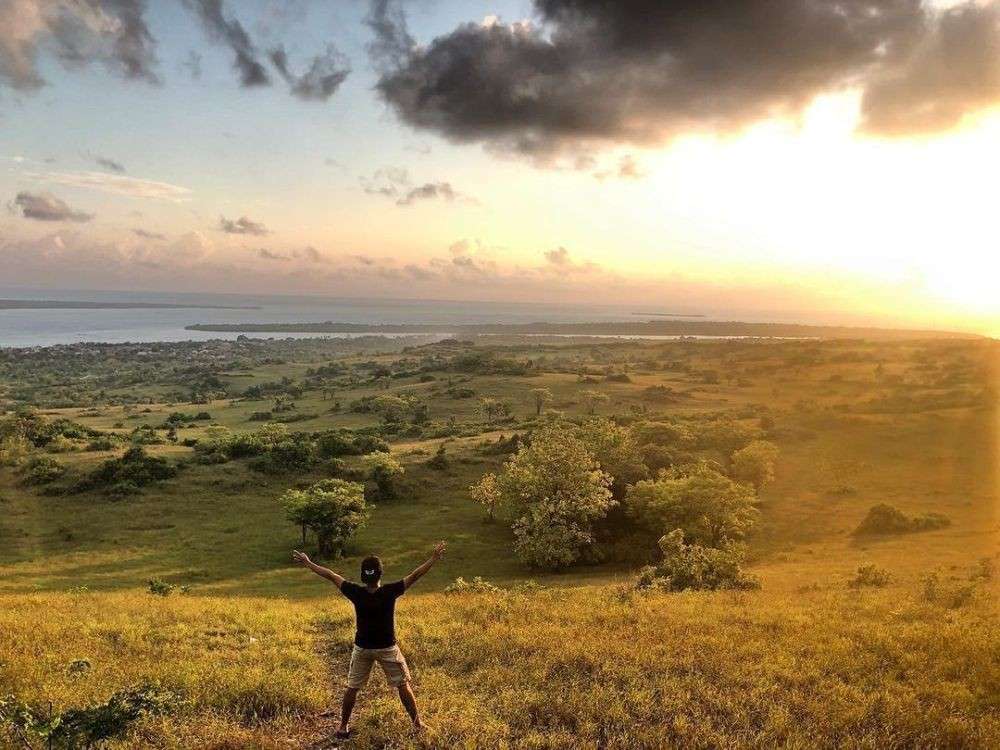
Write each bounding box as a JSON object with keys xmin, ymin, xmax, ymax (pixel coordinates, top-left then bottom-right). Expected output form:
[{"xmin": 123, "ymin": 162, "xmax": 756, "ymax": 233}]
[{"xmin": 339, "ymin": 580, "xmax": 406, "ymax": 649}]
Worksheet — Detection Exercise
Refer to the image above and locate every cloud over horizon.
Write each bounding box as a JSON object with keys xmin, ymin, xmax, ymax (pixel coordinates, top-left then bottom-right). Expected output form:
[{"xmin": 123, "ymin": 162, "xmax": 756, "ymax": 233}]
[
  {"xmin": 9, "ymin": 191, "xmax": 93, "ymax": 222},
  {"xmin": 219, "ymin": 215, "xmax": 269, "ymax": 235}
]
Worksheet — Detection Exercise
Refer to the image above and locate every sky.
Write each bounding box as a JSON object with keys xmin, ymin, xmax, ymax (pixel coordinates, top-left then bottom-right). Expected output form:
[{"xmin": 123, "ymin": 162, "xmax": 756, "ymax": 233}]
[{"xmin": 1, "ymin": 0, "xmax": 999, "ymax": 334}]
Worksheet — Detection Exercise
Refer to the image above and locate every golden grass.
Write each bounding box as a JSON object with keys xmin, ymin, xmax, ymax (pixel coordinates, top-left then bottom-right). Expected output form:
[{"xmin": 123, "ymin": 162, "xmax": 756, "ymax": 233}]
[{"xmin": 2, "ymin": 581, "xmax": 997, "ymax": 748}]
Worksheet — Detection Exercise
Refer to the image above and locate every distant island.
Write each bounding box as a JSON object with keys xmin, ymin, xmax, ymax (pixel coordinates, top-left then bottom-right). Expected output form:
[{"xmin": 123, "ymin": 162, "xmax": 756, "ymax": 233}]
[
  {"xmin": 0, "ymin": 300, "xmax": 260, "ymax": 310},
  {"xmin": 185, "ymin": 320, "xmax": 979, "ymax": 339}
]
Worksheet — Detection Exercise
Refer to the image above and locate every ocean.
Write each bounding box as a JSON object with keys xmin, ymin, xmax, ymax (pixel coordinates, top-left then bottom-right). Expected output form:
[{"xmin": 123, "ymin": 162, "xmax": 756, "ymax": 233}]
[{"xmin": 0, "ymin": 288, "xmax": 655, "ymax": 348}]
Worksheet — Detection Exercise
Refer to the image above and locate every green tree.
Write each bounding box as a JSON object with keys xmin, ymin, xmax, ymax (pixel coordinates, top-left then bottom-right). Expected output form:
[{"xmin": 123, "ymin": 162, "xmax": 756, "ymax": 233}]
[
  {"xmin": 530, "ymin": 387, "xmax": 553, "ymax": 416},
  {"xmin": 471, "ymin": 424, "xmax": 613, "ymax": 570},
  {"xmin": 576, "ymin": 418, "xmax": 647, "ymax": 498},
  {"xmin": 280, "ymin": 478, "xmax": 368, "ymax": 556},
  {"xmin": 731, "ymin": 440, "xmax": 780, "ymax": 490},
  {"xmin": 625, "ymin": 462, "xmax": 758, "ymax": 547}
]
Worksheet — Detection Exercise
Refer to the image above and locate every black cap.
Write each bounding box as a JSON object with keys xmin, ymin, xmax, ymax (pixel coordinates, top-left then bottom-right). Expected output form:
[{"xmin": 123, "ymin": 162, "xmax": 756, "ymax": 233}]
[{"xmin": 360, "ymin": 556, "xmax": 383, "ymax": 585}]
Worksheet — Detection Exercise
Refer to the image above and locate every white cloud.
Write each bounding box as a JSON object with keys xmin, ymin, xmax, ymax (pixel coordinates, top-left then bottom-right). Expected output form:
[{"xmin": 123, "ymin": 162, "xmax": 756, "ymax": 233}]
[{"xmin": 23, "ymin": 170, "xmax": 191, "ymax": 201}]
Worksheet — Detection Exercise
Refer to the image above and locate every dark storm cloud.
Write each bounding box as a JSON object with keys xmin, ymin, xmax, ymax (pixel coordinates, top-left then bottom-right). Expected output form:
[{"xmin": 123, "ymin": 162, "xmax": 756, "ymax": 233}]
[
  {"xmin": 133, "ymin": 228, "xmax": 166, "ymax": 240},
  {"xmin": 370, "ymin": 0, "xmax": 1000, "ymax": 155},
  {"xmin": 183, "ymin": 0, "xmax": 270, "ymax": 87},
  {"xmin": 270, "ymin": 44, "xmax": 350, "ymax": 101},
  {"xmin": 219, "ymin": 215, "xmax": 269, "ymax": 235},
  {"xmin": 365, "ymin": 0, "xmax": 415, "ymax": 72},
  {"xmin": 10, "ymin": 192, "xmax": 93, "ymax": 222},
  {"xmin": 861, "ymin": 2, "xmax": 1000, "ymax": 135},
  {"xmin": 0, "ymin": 0, "xmax": 159, "ymax": 91}
]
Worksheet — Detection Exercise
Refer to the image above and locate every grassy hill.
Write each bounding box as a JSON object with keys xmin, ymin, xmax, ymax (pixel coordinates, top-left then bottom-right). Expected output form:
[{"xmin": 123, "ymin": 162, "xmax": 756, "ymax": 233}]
[{"xmin": 1, "ymin": 335, "xmax": 997, "ymax": 747}]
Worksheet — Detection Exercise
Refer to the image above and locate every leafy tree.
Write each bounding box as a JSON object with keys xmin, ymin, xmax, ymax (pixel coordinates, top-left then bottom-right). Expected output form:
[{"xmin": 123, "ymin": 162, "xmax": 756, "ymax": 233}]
[
  {"xmin": 580, "ymin": 389, "xmax": 609, "ymax": 415},
  {"xmin": 470, "ymin": 472, "xmax": 500, "ymax": 521},
  {"xmin": 530, "ymin": 387, "xmax": 553, "ymax": 416},
  {"xmin": 471, "ymin": 424, "xmax": 613, "ymax": 569},
  {"xmin": 364, "ymin": 451, "xmax": 404, "ymax": 501},
  {"xmin": 576, "ymin": 418, "xmax": 647, "ymax": 498},
  {"xmin": 625, "ymin": 462, "xmax": 758, "ymax": 547},
  {"xmin": 731, "ymin": 440, "xmax": 780, "ymax": 489},
  {"xmin": 281, "ymin": 478, "xmax": 368, "ymax": 556}
]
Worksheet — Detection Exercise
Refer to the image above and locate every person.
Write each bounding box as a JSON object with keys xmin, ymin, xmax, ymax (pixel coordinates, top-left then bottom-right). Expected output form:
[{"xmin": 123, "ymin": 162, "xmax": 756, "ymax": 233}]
[{"xmin": 292, "ymin": 541, "xmax": 446, "ymax": 740}]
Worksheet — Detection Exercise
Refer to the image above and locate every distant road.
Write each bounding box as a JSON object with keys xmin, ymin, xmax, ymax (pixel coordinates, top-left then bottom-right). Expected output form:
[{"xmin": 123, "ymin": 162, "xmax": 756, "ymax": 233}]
[
  {"xmin": 185, "ymin": 320, "xmax": 980, "ymax": 339},
  {"xmin": 0, "ymin": 300, "xmax": 260, "ymax": 310}
]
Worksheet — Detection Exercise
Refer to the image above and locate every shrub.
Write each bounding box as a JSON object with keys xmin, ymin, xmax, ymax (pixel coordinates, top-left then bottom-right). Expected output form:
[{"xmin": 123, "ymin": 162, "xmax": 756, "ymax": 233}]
[
  {"xmin": 147, "ymin": 578, "xmax": 175, "ymax": 597},
  {"xmin": 21, "ymin": 456, "xmax": 66, "ymax": 485},
  {"xmin": 0, "ymin": 434, "xmax": 32, "ymax": 467},
  {"xmin": 849, "ymin": 563, "xmax": 891, "ymax": 588},
  {"xmin": 248, "ymin": 411, "xmax": 273, "ymax": 421},
  {"xmin": 853, "ymin": 504, "xmax": 951, "ymax": 536},
  {"xmin": 427, "ymin": 443, "xmax": 449, "ymax": 471},
  {"xmin": 635, "ymin": 529, "xmax": 759, "ymax": 592},
  {"xmin": 364, "ymin": 452, "xmax": 404, "ymax": 502},
  {"xmin": 1, "ymin": 685, "xmax": 180, "ymax": 749},
  {"xmin": 922, "ymin": 569, "xmax": 980, "ymax": 608},
  {"xmin": 75, "ymin": 447, "xmax": 177, "ymax": 495}
]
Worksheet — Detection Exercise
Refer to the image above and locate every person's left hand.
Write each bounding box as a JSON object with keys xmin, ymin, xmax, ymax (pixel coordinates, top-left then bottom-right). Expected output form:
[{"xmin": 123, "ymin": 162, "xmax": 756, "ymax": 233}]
[
  {"xmin": 432, "ymin": 541, "xmax": 447, "ymax": 561},
  {"xmin": 292, "ymin": 550, "xmax": 311, "ymax": 565}
]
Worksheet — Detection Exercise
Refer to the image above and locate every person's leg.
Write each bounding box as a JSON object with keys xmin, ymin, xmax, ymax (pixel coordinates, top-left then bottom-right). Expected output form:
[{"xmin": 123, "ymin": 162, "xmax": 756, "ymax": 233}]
[
  {"xmin": 339, "ymin": 687, "xmax": 359, "ymax": 733},
  {"xmin": 397, "ymin": 682, "xmax": 423, "ymax": 729},
  {"xmin": 340, "ymin": 647, "xmax": 374, "ymax": 735},
  {"xmin": 378, "ymin": 646, "xmax": 422, "ymax": 729}
]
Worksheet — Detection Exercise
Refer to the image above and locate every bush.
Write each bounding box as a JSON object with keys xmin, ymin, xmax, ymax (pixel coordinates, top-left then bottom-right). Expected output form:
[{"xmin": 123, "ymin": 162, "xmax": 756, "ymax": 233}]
[
  {"xmin": 248, "ymin": 411, "xmax": 273, "ymax": 421},
  {"xmin": 849, "ymin": 563, "xmax": 891, "ymax": 588},
  {"xmin": 0, "ymin": 684, "xmax": 180, "ymax": 749},
  {"xmin": 921, "ymin": 569, "xmax": 980, "ymax": 608},
  {"xmin": 853, "ymin": 504, "xmax": 951, "ymax": 536},
  {"xmin": 147, "ymin": 578, "xmax": 175, "ymax": 596},
  {"xmin": 21, "ymin": 456, "xmax": 66, "ymax": 485},
  {"xmin": 364, "ymin": 452, "xmax": 404, "ymax": 502},
  {"xmin": 635, "ymin": 529, "xmax": 759, "ymax": 592},
  {"xmin": 74, "ymin": 447, "xmax": 177, "ymax": 495},
  {"xmin": 427, "ymin": 443, "xmax": 449, "ymax": 471}
]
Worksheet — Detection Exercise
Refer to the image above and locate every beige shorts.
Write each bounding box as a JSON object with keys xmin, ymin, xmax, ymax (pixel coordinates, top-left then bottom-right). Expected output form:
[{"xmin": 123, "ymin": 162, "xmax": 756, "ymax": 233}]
[{"xmin": 346, "ymin": 644, "xmax": 411, "ymax": 689}]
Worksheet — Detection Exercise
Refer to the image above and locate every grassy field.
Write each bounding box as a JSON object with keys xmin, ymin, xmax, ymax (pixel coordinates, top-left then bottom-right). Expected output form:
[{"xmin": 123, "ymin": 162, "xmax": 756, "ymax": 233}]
[{"xmin": 1, "ymin": 334, "xmax": 997, "ymax": 747}]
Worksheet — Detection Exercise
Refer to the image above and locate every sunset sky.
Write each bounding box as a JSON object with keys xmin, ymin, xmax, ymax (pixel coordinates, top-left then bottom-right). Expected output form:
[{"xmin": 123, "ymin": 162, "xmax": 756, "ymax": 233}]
[{"xmin": 2, "ymin": 0, "xmax": 999, "ymax": 333}]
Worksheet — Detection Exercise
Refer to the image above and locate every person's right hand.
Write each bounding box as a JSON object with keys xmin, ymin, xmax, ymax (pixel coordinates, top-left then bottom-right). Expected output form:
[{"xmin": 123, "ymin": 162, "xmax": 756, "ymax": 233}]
[
  {"xmin": 431, "ymin": 541, "xmax": 447, "ymax": 561},
  {"xmin": 292, "ymin": 550, "xmax": 311, "ymax": 566}
]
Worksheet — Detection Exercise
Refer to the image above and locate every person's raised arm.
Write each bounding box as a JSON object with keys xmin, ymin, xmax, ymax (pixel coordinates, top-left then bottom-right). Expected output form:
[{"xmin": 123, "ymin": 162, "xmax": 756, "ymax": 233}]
[
  {"xmin": 292, "ymin": 550, "xmax": 344, "ymax": 588},
  {"xmin": 403, "ymin": 541, "xmax": 446, "ymax": 590}
]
